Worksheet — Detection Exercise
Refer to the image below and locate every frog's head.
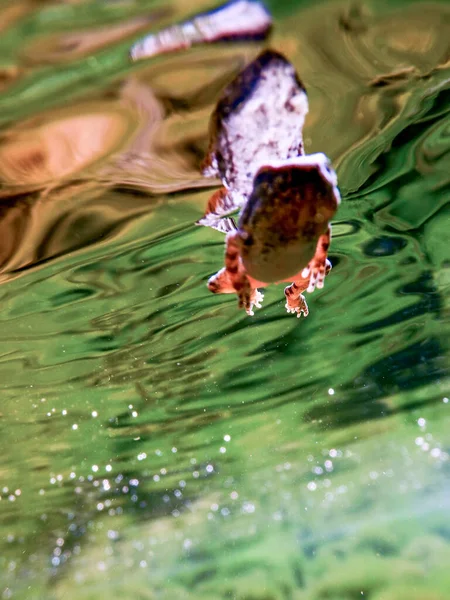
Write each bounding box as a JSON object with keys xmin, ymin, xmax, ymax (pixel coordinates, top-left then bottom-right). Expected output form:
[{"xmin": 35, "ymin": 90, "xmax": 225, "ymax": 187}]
[
  {"xmin": 298, "ymin": 153, "xmax": 340, "ymax": 201},
  {"xmin": 256, "ymin": 153, "xmax": 341, "ymax": 206}
]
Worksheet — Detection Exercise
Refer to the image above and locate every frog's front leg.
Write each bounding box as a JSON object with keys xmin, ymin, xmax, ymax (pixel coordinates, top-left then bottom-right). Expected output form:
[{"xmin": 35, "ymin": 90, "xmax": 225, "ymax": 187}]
[
  {"xmin": 301, "ymin": 225, "xmax": 332, "ymax": 293},
  {"xmin": 196, "ymin": 187, "xmax": 241, "ymax": 233},
  {"xmin": 284, "ymin": 258, "xmax": 332, "ymax": 318},
  {"xmin": 284, "ymin": 281, "xmax": 309, "ymax": 318},
  {"xmin": 207, "ymin": 232, "xmax": 264, "ymax": 316}
]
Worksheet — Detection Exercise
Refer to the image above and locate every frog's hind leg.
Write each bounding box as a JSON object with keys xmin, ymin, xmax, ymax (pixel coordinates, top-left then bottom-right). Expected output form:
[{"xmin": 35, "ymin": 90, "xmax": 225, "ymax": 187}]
[
  {"xmin": 208, "ymin": 231, "xmax": 264, "ymax": 316},
  {"xmin": 196, "ymin": 187, "xmax": 242, "ymax": 233},
  {"xmin": 207, "ymin": 267, "xmax": 235, "ymax": 294},
  {"xmin": 301, "ymin": 226, "xmax": 332, "ymax": 293}
]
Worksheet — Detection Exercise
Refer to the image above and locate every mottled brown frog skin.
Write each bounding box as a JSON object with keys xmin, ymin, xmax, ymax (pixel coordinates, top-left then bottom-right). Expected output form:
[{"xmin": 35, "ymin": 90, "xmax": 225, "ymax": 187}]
[
  {"xmin": 207, "ymin": 154, "xmax": 340, "ymax": 317},
  {"xmin": 197, "ymin": 49, "xmax": 309, "ymax": 233}
]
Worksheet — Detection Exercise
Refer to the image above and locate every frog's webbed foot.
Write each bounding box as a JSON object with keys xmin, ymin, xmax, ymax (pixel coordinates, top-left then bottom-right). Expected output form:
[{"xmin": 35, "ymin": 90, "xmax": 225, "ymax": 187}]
[
  {"xmin": 208, "ymin": 268, "xmax": 264, "ymax": 316},
  {"xmin": 302, "ymin": 258, "xmax": 332, "ymax": 293},
  {"xmin": 284, "ymin": 284, "xmax": 309, "ymax": 318},
  {"xmin": 251, "ymin": 289, "xmax": 264, "ymax": 310},
  {"xmin": 302, "ymin": 227, "xmax": 332, "ymax": 293},
  {"xmin": 238, "ymin": 286, "xmax": 264, "ymax": 316},
  {"xmin": 284, "ymin": 252, "xmax": 331, "ymax": 318}
]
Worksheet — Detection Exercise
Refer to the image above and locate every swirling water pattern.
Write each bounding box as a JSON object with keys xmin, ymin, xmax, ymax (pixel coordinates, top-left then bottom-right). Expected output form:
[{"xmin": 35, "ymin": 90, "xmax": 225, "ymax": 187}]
[{"xmin": 0, "ymin": 1, "xmax": 449, "ymax": 599}]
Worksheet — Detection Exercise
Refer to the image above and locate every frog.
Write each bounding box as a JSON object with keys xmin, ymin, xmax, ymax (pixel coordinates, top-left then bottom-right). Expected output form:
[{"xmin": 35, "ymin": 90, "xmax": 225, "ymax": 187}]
[{"xmin": 198, "ymin": 49, "xmax": 341, "ymax": 317}]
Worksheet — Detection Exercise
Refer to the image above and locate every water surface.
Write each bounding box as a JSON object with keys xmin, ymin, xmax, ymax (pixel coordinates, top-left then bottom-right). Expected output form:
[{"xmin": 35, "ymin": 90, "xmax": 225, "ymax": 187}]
[{"xmin": 0, "ymin": 1, "xmax": 449, "ymax": 599}]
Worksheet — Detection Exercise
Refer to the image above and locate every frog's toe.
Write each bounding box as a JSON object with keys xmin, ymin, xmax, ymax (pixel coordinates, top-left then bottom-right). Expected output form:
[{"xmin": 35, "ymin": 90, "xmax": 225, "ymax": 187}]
[
  {"xmin": 285, "ymin": 295, "xmax": 309, "ymax": 318},
  {"xmin": 305, "ymin": 258, "xmax": 332, "ymax": 293},
  {"xmin": 239, "ymin": 289, "xmax": 264, "ymax": 316},
  {"xmin": 306, "ymin": 277, "xmax": 316, "ymax": 294},
  {"xmin": 252, "ymin": 290, "xmax": 264, "ymax": 310},
  {"xmin": 238, "ymin": 291, "xmax": 251, "ymax": 314},
  {"xmin": 307, "ymin": 270, "xmax": 322, "ymax": 293},
  {"xmin": 241, "ymin": 300, "xmax": 255, "ymax": 317}
]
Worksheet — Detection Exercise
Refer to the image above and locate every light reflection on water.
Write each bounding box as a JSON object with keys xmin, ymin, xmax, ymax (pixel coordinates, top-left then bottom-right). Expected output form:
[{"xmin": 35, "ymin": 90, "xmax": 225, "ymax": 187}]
[{"xmin": 0, "ymin": 1, "xmax": 449, "ymax": 599}]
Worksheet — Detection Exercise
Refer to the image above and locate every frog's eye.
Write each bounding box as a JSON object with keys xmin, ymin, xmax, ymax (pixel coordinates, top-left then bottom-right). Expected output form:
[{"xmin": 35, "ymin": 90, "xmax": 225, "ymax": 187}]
[
  {"xmin": 319, "ymin": 155, "xmax": 332, "ymax": 172},
  {"xmin": 319, "ymin": 159, "xmax": 337, "ymax": 187},
  {"xmin": 325, "ymin": 164, "xmax": 335, "ymax": 179}
]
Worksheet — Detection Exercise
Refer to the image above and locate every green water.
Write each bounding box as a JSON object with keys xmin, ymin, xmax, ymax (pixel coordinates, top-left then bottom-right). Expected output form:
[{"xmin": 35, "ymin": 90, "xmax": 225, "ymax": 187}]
[{"xmin": 0, "ymin": 1, "xmax": 449, "ymax": 599}]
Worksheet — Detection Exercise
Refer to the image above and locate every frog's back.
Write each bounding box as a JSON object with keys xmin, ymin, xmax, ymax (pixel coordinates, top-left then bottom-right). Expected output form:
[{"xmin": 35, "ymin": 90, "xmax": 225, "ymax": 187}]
[{"xmin": 203, "ymin": 50, "xmax": 309, "ymax": 199}]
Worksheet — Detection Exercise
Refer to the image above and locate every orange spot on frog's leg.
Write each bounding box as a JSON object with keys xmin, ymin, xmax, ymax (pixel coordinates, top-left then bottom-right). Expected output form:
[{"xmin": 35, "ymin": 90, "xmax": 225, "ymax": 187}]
[
  {"xmin": 301, "ymin": 225, "xmax": 332, "ymax": 293},
  {"xmin": 208, "ymin": 231, "xmax": 264, "ymax": 316}
]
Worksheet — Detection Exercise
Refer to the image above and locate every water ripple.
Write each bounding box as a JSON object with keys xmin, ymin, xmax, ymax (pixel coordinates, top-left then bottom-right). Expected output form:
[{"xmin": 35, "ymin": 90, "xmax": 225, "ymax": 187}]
[{"xmin": 0, "ymin": 1, "xmax": 449, "ymax": 598}]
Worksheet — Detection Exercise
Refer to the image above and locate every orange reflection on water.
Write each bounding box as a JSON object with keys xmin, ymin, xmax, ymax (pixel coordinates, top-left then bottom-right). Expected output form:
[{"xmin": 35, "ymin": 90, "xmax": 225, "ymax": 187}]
[
  {"xmin": 0, "ymin": 107, "xmax": 136, "ymax": 188},
  {"xmin": 0, "ymin": 71, "xmax": 216, "ymax": 278}
]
